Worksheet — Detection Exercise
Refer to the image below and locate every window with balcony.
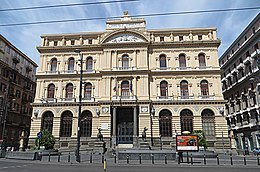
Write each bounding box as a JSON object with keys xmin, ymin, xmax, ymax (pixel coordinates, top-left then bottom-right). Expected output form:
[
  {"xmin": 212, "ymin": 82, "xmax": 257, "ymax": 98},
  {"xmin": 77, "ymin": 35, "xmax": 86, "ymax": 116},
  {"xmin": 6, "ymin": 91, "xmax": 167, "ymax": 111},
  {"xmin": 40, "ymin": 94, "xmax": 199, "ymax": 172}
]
[
  {"xmin": 179, "ymin": 54, "xmax": 186, "ymax": 68},
  {"xmin": 81, "ymin": 110, "xmax": 92, "ymax": 137},
  {"xmin": 121, "ymin": 81, "xmax": 129, "ymax": 97},
  {"xmin": 65, "ymin": 83, "xmax": 73, "ymax": 99},
  {"xmin": 41, "ymin": 111, "xmax": 54, "ymax": 134},
  {"xmin": 84, "ymin": 83, "xmax": 92, "ymax": 100},
  {"xmin": 160, "ymin": 81, "xmax": 168, "ymax": 97},
  {"xmin": 198, "ymin": 53, "xmax": 206, "ymax": 67},
  {"xmin": 60, "ymin": 111, "xmax": 73, "ymax": 137},
  {"xmin": 180, "ymin": 80, "xmax": 189, "ymax": 98},
  {"xmin": 86, "ymin": 56, "xmax": 93, "ymax": 72},
  {"xmin": 180, "ymin": 109, "xmax": 193, "ymax": 133},
  {"xmin": 159, "ymin": 109, "xmax": 172, "ymax": 137},
  {"xmin": 159, "ymin": 54, "xmax": 167, "ymax": 69},
  {"xmin": 200, "ymin": 80, "xmax": 209, "ymax": 96},
  {"xmin": 68, "ymin": 57, "xmax": 74, "ymax": 71},
  {"xmin": 122, "ymin": 54, "xmax": 129, "ymax": 69},
  {"xmin": 47, "ymin": 84, "xmax": 55, "ymax": 98},
  {"xmin": 201, "ymin": 109, "xmax": 215, "ymax": 137},
  {"xmin": 50, "ymin": 58, "xmax": 57, "ymax": 72}
]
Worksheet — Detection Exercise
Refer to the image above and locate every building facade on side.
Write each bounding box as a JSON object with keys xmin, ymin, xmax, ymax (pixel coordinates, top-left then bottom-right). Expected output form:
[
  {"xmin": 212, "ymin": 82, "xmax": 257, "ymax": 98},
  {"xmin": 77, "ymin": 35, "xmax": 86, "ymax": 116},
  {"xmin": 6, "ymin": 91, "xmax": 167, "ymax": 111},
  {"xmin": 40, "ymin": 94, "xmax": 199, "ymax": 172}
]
[
  {"xmin": 219, "ymin": 13, "xmax": 260, "ymax": 152},
  {"xmin": 29, "ymin": 12, "xmax": 227, "ymax": 150},
  {"xmin": 0, "ymin": 34, "xmax": 38, "ymax": 150}
]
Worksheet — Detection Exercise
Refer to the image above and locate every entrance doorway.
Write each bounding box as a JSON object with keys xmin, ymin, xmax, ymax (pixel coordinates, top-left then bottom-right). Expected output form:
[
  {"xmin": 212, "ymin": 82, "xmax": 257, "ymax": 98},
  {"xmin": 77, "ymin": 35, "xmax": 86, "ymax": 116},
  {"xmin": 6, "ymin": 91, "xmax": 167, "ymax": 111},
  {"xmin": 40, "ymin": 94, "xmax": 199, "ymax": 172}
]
[{"xmin": 116, "ymin": 108, "xmax": 133, "ymax": 144}]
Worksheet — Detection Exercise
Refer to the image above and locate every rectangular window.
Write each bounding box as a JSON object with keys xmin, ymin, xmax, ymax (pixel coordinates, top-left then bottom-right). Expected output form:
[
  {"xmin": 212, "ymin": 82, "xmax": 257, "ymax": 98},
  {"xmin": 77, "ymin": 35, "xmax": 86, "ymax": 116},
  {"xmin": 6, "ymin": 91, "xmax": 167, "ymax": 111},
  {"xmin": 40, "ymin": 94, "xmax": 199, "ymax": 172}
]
[
  {"xmin": 71, "ymin": 40, "xmax": 75, "ymax": 45},
  {"xmin": 89, "ymin": 39, "xmax": 92, "ymax": 44},
  {"xmin": 54, "ymin": 41, "xmax": 58, "ymax": 46},
  {"xmin": 179, "ymin": 36, "xmax": 183, "ymax": 41},
  {"xmin": 198, "ymin": 35, "xmax": 202, "ymax": 40},
  {"xmin": 160, "ymin": 36, "xmax": 164, "ymax": 42}
]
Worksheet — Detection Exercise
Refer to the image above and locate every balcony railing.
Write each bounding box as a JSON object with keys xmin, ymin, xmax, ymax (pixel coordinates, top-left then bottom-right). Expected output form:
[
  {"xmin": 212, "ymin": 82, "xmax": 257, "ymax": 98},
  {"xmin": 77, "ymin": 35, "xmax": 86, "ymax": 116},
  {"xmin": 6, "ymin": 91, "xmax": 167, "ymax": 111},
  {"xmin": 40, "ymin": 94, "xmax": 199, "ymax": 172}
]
[
  {"xmin": 195, "ymin": 66, "xmax": 213, "ymax": 70},
  {"xmin": 112, "ymin": 95, "xmax": 137, "ymax": 100},
  {"xmin": 60, "ymin": 97, "xmax": 76, "ymax": 102},
  {"xmin": 45, "ymin": 71, "xmax": 59, "ymax": 74},
  {"xmin": 156, "ymin": 96, "xmax": 173, "ymax": 100},
  {"xmin": 178, "ymin": 95, "xmax": 195, "ymax": 100},
  {"xmin": 198, "ymin": 94, "xmax": 215, "ymax": 99},
  {"xmin": 176, "ymin": 66, "xmax": 192, "ymax": 70},
  {"xmin": 82, "ymin": 97, "xmax": 95, "ymax": 102},
  {"xmin": 60, "ymin": 70, "xmax": 77, "ymax": 74},
  {"xmin": 113, "ymin": 67, "xmax": 136, "ymax": 71}
]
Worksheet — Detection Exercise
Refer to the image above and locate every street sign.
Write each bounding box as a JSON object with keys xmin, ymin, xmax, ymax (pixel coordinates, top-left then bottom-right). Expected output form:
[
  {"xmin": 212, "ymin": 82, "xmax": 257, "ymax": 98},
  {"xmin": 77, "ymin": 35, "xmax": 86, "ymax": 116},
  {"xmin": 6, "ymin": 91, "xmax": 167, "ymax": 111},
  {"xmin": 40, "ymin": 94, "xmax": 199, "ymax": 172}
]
[{"xmin": 37, "ymin": 131, "xmax": 43, "ymax": 139}]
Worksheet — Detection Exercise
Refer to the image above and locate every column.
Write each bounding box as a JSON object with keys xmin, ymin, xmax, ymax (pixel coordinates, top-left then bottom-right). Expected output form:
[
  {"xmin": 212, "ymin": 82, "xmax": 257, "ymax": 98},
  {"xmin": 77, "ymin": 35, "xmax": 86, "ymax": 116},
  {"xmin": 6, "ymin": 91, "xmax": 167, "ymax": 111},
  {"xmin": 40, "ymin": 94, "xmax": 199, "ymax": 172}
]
[
  {"xmin": 133, "ymin": 106, "xmax": 138, "ymax": 147},
  {"xmin": 112, "ymin": 107, "xmax": 117, "ymax": 146}
]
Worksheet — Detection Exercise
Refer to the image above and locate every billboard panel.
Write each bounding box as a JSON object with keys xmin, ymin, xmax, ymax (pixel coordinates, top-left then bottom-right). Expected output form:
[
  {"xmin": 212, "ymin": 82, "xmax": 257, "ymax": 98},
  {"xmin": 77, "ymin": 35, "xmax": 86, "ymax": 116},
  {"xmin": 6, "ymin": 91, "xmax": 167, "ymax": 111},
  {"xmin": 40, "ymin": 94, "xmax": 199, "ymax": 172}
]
[{"xmin": 176, "ymin": 135, "xmax": 199, "ymax": 152}]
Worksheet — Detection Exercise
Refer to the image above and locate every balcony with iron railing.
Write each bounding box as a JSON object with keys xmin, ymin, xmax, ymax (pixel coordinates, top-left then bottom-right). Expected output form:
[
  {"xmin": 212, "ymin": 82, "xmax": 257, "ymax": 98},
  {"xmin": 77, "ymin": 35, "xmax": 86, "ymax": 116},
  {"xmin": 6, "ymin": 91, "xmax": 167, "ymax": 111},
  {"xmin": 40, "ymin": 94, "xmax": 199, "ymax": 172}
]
[
  {"xmin": 112, "ymin": 95, "xmax": 137, "ymax": 101},
  {"xmin": 156, "ymin": 96, "xmax": 174, "ymax": 100},
  {"xmin": 175, "ymin": 66, "xmax": 192, "ymax": 70},
  {"xmin": 82, "ymin": 97, "xmax": 95, "ymax": 102},
  {"xmin": 113, "ymin": 66, "xmax": 136, "ymax": 71},
  {"xmin": 177, "ymin": 94, "xmax": 195, "ymax": 100},
  {"xmin": 198, "ymin": 94, "xmax": 215, "ymax": 100},
  {"xmin": 60, "ymin": 97, "xmax": 76, "ymax": 102}
]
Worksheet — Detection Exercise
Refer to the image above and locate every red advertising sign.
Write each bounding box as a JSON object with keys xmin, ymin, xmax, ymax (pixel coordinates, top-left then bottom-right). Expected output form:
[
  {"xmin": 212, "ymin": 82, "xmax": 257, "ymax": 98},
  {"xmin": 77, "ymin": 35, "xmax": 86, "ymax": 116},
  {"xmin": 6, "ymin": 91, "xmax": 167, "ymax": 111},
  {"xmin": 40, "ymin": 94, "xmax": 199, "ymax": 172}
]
[{"xmin": 176, "ymin": 135, "xmax": 199, "ymax": 152}]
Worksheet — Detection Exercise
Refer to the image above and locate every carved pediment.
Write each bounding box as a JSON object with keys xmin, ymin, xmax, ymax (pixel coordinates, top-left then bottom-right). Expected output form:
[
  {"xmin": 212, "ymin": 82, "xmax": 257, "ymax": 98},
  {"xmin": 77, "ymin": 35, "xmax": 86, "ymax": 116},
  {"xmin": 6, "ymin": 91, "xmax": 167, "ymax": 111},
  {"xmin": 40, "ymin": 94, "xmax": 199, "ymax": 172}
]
[{"xmin": 106, "ymin": 34, "xmax": 146, "ymax": 43}]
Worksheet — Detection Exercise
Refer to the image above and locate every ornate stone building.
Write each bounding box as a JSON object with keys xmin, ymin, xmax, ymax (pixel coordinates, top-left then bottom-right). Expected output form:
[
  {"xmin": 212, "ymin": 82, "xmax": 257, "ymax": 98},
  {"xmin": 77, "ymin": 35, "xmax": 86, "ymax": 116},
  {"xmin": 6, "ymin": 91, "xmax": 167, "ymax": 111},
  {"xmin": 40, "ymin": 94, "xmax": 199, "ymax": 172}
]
[
  {"xmin": 219, "ymin": 13, "xmax": 260, "ymax": 152},
  {"xmin": 29, "ymin": 12, "xmax": 227, "ymax": 150},
  {"xmin": 0, "ymin": 34, "xmax": 37, "ymax": 150}
]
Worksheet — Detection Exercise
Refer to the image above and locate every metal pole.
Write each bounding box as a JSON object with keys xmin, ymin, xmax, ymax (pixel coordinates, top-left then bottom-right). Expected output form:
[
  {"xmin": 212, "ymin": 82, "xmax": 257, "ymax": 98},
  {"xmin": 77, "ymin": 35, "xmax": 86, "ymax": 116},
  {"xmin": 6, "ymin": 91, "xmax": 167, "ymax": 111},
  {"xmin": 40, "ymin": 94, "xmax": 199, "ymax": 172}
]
[
  {"xmin": 75, "ymin": 49, "xmax": 83, "ymax": 163},
  {"xmin": 1, "ymin": 90, "xmax": 8, "ymax": 155}
]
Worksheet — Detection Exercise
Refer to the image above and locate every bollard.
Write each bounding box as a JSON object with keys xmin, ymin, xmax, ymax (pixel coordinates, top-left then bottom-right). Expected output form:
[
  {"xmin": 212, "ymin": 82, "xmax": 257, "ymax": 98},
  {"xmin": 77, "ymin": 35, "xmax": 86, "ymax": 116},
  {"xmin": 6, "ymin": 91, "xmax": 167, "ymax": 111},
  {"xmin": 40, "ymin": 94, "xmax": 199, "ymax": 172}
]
[
  {"xmin": 257, "ymin": 154, "xmax": 259, "ymax": 166},
  {"xmin": 48, "ymin": 152, "xmax": 51, "ymax": 162},
  {"xmin": 190, "ymin": 154, "xmax": 193, "ymax": 165},
  {"xmin": 151, "ymin": 153, "xmax": 154, "ymax": 164},
  {"xmin": 126, "ymin": 154, "xmax": 129, "ymax": 164},
  {"xmin": 102, "ymin": 154, "xmax": 104, "ymax": 164},
  {"xmin": 186, "ymin": 152, "xmax": 189, "ymax": 164},
  {"xmin": 203, "ymin": 154, "xmax": 206, "ymax": 165},
  {"xmin": 114, "ymin": 154, "xmax": 117, "ymax": 164},
  {"xmin": 90, "ymin": 152, "xmax": 93, "ymax": 163},
  {"xmin": 68, "ymin": 152, "xmax": 71, "ymax": 163},
  {"xmin": 243, "ymin": 153, "xmax": 246, "ymax": 165},
  {"xmin": 104, "ymin": 158, "xmax": 107, "ymax": 172},
  {"xmin": 164, "ymin": 154, "xmax": 167, "ymax": 164},
  {"xmin": 58, "ymin": 152, "xmax": 60, "ymax": 162},
  {"xmin": 139, "ymin": 153, "xmax": 142, "ymax": 164},
  {"xmin": 230, "ymin": 153, "xmax": 233, "ymax": 165},
  {"xmin": 39, "ymin": 152, "xmax": 42, "ymax": 161},
  {"xmin": 216, "ymin": 154, "xmax": 219, "ymax": 165}
]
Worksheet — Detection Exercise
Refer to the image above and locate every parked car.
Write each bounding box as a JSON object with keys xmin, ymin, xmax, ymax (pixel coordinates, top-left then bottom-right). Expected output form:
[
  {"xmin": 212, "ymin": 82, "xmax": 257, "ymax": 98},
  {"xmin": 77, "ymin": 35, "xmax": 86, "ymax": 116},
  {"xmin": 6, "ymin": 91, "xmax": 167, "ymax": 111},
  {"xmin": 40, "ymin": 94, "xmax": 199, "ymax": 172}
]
[{"xmin": 253, "ymin": 148, "xmax": 260, "ymax": 155}]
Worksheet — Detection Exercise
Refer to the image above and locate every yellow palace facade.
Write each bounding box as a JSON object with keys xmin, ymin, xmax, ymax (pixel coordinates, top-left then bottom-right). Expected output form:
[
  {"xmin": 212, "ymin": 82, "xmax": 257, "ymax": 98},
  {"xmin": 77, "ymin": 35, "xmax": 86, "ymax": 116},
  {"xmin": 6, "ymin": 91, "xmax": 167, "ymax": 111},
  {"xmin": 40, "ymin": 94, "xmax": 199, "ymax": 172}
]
[{"xmin": 29, "ymin": 12, "xmax": 228, "ymax": 150}]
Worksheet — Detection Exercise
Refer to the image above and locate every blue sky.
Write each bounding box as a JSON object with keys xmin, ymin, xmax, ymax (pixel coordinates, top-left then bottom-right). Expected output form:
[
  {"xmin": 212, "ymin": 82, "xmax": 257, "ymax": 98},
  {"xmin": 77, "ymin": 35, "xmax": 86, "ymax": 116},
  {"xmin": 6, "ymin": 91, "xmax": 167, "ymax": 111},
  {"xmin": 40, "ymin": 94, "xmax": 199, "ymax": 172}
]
[{"xmin": 0, "ymin": 0, "xmax": 259, "ymax": 65}]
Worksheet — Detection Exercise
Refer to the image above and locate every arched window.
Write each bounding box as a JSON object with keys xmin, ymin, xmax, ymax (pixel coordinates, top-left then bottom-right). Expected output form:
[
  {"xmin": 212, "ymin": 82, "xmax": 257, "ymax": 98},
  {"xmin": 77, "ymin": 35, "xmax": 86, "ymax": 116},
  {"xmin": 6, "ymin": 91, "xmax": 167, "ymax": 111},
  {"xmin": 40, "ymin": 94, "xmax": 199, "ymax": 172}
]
[
  {"xmin": 50, "ymin": 58, "xmax": 57, "ymax": 72},
  {"xmin": 160, "ymin": 81, "xmax": 168, "ymax": 97},
  {"xmin": 60, "ymin": 111, "xmax": 73, "ymax": 137},
  {"xmin": 81, "ymin": 110, "xmax": 92, "ymax": 137},
  {"xmin": 180, "ymin": 109, "xmax": 193, "ymax": 133},
  {"xmin": 180, "ymin": 80, "xmax": 189, "ymax": 98},
  {"xmin": 65, "ymin": 83, "xmax": 73, "ymax": 99},
  {"xmin": 159, "ymin": 54, "xmax": 167, "ymax": 69},
  {"xmin": 41, "ymin": 111, "xmax": 54, "ymax": 134},
  {"xmin": 122, "ymin": 54, "xmax": 129, "ymax": 69},
  {"xmin": 200, "ymin": 80, "xmax": 209, "ymax": 96},
  {"xmin": 201, "ymin": 109, "xmax": 215, "ymax": 137},
  {"xmin": 68, "ymin": 57, "xmax": 74, "ymax": 71},
  {"xmin": 179, "ymin": 54, "xmax": 186, "ymax": 68},
  {"xmin": 86, "ymin": 57, "xmax": 93, "ymax": 71},
  {"xmin": 84, "ymin": 83, "xmax": 92, "ymax": 99},
  {"xmin": 47, "ymin": 84, "xmax": 55, "ymax": 98},
  {"xmin": 159, "ymin": 110, "xmax": 172, "ymax": 137},
  {"xmin": 121, "ymin": 81, "xmax": 129, "ymax": 97},
  {"xmin": 198, "ymin": 53, "xmax": 206, "ymax": 67}
]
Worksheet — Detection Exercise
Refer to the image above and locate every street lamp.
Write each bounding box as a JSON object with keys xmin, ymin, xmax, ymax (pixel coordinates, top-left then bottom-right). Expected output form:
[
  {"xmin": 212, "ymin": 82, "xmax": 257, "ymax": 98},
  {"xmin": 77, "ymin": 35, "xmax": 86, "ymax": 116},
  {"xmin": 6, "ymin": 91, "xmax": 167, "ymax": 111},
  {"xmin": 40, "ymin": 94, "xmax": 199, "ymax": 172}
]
[{"xmin": 74, "ymin": 49, "xmax": 83, "ymax": 163}]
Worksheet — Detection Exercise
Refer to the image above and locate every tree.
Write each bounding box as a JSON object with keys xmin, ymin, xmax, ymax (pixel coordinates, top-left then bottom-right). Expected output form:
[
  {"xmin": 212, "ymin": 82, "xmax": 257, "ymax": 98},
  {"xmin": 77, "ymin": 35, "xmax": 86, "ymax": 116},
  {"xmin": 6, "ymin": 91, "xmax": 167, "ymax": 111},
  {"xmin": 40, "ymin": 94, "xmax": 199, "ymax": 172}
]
[
  {"xmin": 193, "ymin": 130, "xmax": 207, "ymax": 150},
  {"xmin": 35, "ymin": 130, "xmax": 55, "ymax": 150}
]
